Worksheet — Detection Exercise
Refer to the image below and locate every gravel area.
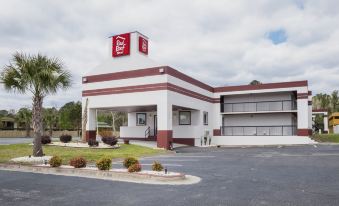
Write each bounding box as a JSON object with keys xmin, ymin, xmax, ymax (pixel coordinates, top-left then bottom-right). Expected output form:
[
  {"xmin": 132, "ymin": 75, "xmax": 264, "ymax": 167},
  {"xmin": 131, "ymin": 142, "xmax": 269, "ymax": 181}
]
[{"xmin": 10, "ymin": 156, "xmax": 52, "ymax": 164}]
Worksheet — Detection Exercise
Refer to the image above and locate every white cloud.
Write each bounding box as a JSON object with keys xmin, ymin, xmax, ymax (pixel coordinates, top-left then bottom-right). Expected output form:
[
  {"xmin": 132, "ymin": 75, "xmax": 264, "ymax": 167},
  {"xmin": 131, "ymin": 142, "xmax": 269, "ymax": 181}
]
[{"xmin": 0, "ymin": 0, "xmax": 338, "ymax": 110}]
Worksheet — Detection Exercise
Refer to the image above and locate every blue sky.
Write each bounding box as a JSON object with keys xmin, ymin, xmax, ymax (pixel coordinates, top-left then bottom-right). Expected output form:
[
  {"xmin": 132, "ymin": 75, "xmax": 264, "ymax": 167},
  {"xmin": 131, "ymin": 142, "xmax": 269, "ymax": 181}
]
[
  {"xmin": 0, "ymin": 0, "xmax": 338, "ymax": 111},
  {"xmin": 268, "ymin": 29, "xmax": 287, "ymax": 44}
]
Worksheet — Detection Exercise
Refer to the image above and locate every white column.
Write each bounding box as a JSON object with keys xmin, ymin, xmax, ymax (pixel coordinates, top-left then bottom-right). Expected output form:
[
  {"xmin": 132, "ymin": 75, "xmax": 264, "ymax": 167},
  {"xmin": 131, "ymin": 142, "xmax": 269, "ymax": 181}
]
[
  {"xmin": 297, "ymin": 97, "xmax": 309, "ymax": 135},
  {"xmin": 157, "ymin": 102, "xmax": 172, "ymax": 130},
  {"xmin": 324, "ymin": 114, "xmax": 329, "ymax": 132},
  {"xmin": 87, "ymin": 108, "xmax": 97, "ymax": 131}
]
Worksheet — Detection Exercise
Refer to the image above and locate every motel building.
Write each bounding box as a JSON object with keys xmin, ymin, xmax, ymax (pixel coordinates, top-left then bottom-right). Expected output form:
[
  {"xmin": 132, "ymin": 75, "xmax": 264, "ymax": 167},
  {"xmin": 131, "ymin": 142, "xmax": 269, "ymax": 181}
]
[{"xmin": 82, "ymin": 31, "xmax": 315, "ymax": 150}]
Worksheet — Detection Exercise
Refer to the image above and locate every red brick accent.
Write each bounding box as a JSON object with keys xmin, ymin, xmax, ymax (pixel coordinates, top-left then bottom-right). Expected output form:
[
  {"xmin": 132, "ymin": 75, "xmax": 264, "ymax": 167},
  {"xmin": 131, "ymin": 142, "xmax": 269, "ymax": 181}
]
[
  {"xmin": 83, "ymin": 83, "xmax": 220, "ymax": 103},
  {"xmin": 312, "ymin": 109, "xmax": 328, "ymax": 112},
  {"xmin": 85, "ymin": 130, "xmax": 96, "ymax": 141},
  {"xmin": 213, "ymin": 129, "xmax": 221, "ymax": 136},
  {"xmin": 214, "ymin": 81, "xmax": 308, "ymax": 93},
  {"xmin": 297, "ymin": 93, "xmax": 309, "ymax": 99},
  {"xmin": 157, "ymin": 130, "xmax": 173, "ymax": 150},
  {"xmin": 297, "ymin": 129, "xmax": 312, "ymax": 136},
  {"xmin": 82, "ymin": 66, "xmax": 308, "ymax": 94},
  {"xmin": 172, "ymin": 138, "xmax": 195, "ymax": 146}
]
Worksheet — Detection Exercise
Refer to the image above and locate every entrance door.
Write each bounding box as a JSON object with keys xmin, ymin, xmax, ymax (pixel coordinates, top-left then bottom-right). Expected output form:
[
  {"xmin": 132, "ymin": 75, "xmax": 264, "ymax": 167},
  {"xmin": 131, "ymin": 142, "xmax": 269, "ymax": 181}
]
[{"xmin": 154, "ymin": 115, "xmax": 157, "ymax": 136}]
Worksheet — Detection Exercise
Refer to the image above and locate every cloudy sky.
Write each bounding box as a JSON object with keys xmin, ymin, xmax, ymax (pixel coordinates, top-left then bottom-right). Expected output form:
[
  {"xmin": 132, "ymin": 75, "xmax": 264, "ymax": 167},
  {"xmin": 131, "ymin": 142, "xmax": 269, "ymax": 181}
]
[{"xmin": 1, "ymin": 0, "xmax": 339, "ymax": 111}]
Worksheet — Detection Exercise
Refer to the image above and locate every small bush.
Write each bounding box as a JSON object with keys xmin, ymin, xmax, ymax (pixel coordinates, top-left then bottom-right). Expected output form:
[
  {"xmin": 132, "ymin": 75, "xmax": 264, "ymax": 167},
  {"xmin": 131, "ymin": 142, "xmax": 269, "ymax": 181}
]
[
  {"xmin": 96, "ymin": 157, "xmax": 111, "ymax": 170},
  {"xmin": 41, "ymin": 135, "xmax": 51, "ymax": 144},
  {"xmin": 49, "ymin": 156, "xmax": 62, "ymax": 167},
  {"xmin": 88, "ymin": 139, "xmax": 99, "ymax": 147},
  {"xmin": 59, "ymin": 134, "xmax": 72, "ymax": 143},
  {"xmin": 102, "ymin": 137, "xmax": 118, "ymax": 146},
  {"xmin": 69, "ymin": 157, "xmax": 87, "ymax": 168},
  {"xmin": 128, "ymin": 163, "xmax": 142, "ymax": 173},
  {"xmin": 123, "ymin": 157, "xmax": 139, "ymax": 169},
  {"xmin": 152, "ymin": 161, "xmax": 163, "ymax": 172}
]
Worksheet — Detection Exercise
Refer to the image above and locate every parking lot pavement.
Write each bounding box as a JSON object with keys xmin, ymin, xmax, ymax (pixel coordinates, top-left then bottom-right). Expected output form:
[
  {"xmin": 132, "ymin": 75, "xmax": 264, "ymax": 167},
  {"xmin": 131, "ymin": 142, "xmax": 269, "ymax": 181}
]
[{"xmin": 1, "ymin": 144, "xmax": 339, "ymax": 206}]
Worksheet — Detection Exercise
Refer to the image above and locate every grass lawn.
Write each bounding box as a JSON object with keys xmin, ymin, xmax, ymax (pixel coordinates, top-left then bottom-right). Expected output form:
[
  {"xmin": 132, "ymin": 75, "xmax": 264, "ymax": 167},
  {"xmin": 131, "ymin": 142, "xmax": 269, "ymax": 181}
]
[
  {"xmin": 0, "ymin": 143, "xmax": 166, "ymax": 164},
  {"xmin": 312, "ymin": 134, "xmax": 339, "ymax": 143}
]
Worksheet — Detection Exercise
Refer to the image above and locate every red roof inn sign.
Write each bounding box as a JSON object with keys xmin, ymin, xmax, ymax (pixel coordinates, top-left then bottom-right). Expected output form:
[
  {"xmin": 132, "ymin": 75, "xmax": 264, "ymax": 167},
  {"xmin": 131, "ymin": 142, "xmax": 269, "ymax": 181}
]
[
  {"xmin": 112, "ymin": 32, "xmax": 148, "ymax": 57},
  {"xmin": 112, "ymin": 33, "xmax": 130, "ymax": 57},
  {"xmin": 139, "ymin": 36, "xmax": 148, "ymax": 55}
]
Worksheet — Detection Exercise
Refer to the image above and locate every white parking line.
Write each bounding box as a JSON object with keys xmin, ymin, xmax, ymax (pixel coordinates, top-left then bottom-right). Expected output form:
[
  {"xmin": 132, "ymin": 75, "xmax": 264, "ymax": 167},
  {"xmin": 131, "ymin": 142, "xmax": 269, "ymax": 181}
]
[
  {"xmin": 143, "ymin": 155, "xmax": 215, "ymax": 158},
  {"xmin": 112, "ymin": 162, "xmax": 182, "ymax": 166},
  {"xmin": 142, "ymin": 159, "xmax": 200, "ymax": 162}
]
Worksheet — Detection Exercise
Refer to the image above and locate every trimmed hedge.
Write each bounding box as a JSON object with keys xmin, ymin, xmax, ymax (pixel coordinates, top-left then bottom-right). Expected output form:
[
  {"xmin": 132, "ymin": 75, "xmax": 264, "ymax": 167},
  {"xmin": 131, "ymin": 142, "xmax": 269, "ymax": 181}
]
[
  {"xmin": 49, "ymin": 156, "xmax": 62, "ymax": 167},
  {"xmin": 123, "ymin": 157, "xmax": 139, "ymax": 169},
  {"xmin": 96, "ymin": 157, "xmax": 111, "ymax": 170},
  {"xmin": 152, "ymin": 161, "xmax": 163, "ymax": 171},
  {"xmin": 69, "ymin": 157, "xmax": 87, "ymax": 168},
  {"xmin": 41, "ymin": 135, "xmax": 51, "ymax": 144},
  {"xmin": 101, "ymin": 137, "xmax": 118, "ymax": 146},
  {"xmin": 88, "ymin": 139, "xmax": 99, "ymax": 147},
  {"xmin": 59, "ymin": 134, "xmax": 72, "ymax": 143},
  {"xmin": 128, "ymin": 163, "xmax": 142, "ymax": 173}
]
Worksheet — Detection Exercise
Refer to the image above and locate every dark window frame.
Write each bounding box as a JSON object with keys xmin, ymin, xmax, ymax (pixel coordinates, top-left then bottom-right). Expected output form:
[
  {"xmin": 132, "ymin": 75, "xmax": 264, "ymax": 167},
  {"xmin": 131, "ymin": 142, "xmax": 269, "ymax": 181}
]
[
  {"xmin": 136, "ymin": 113, "xmax": 147, "ymax": 126},
  {"xmin": 203, "ymin": 111, "xmax": 208, "ymax": 125},
  {"xmin": 179, "ymin": 111, "xmax": 191, "ymax": 125}
]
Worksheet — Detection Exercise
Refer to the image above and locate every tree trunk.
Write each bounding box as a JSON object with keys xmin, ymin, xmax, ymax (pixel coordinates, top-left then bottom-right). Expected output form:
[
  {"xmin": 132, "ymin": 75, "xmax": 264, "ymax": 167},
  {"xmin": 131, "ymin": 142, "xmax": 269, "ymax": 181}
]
[
  {"xmin": 111, "ymin": 112, "xmax": 116, "ymax": 133},
  {"xmin": 32, "ymin": 95, "xmax": 44, "ymax": 156},
  {"xmin": 49, "ymin": 125, "xmax": 53, "ymax": 137},
  {"xmin": 81, "ymin": 98, "xmax": 88, "ymax": 142},
  {"xmin": 25, "ymin": 122, "xmax": 30, "ymax": 137}
]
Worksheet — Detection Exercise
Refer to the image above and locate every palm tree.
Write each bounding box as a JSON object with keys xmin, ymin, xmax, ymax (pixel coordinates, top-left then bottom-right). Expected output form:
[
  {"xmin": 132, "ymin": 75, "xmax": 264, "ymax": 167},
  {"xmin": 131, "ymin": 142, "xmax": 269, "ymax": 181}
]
[
  {"xmin": 0, "ymin": 52, "xmax": 71, "ymax": 156},
  {"xmin": 16, "ymin": 108, "xmax": 32, "ymax": 137}
]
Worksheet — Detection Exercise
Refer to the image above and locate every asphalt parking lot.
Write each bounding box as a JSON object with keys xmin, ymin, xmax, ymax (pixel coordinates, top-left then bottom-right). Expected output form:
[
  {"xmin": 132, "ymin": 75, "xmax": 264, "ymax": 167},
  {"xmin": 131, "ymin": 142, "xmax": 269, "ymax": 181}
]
[{"xmin": 1, "ymin": 144, "xmax": 339, "ymax": 206}]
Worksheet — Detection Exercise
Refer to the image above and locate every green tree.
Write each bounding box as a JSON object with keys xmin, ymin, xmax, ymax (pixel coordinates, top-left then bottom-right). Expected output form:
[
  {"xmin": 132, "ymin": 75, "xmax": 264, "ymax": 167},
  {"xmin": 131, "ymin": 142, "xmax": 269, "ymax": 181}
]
[
  {"xmin": 59, "ymin": 101, "xmax": 81, "ymax": 135},
  {"xmin": 331, "ymin": 90, "xmax": 338, "ymax": 113},
  {"xmin": 0, "ymin": 110, "xmax": 8, "ymax": 116},
  {"xmin": 249, "ymin": 80, "xmax": 262, "ymax": 85},
  {"xmin": 313, "ymin": 93, "xmax": 331, "ymax": 110},
  {"xmin": 15, "ymin": 108, "xmax": 32, "ymax": 137},
  {"xmin": 43, "ymin": 107, "xmax": 59, "ymax": 137},
  {"xmin": 0, "ymin": 52, "xmax": 71, "ymax": 156}
]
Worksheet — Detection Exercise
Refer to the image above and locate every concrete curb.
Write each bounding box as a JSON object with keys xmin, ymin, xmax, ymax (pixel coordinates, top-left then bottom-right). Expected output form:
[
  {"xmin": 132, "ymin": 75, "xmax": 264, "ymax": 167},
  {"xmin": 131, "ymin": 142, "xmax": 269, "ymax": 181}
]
[{"xmin": 0, "ymin": 164, "xmax": 201, "ymax": 185}]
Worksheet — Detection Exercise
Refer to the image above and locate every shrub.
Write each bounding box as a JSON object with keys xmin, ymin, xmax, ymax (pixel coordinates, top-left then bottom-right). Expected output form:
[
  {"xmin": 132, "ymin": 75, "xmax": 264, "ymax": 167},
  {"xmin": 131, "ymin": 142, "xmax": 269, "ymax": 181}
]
[
  {"xmin": 96, "ymin": 157, "xmax": 111, "ymax": 170},
  {"xmin": 152, "ymin": 161, "xmax": 164, "ymax": 172},
  {"xmin": 123, "ymin": 157, "xmax": 139, "ymax": 169},
  {"xmin": 69, "ymin": 157, "xmax": 87, "ymax": 168},
  {"xmin": 128, "ymin": 163, "xmax": 142, "ymax": 173},
  {"xmin": 102, "ymin": 137, "xmax": 118, "ymax": 146},
  {"xmin": 41, "ymin": 135, "xmax": 51, "ymax": 144},
  {"xmin": 88, "ymin": 139, "xmax": 99, "ymax": 147},
  {"xmin": 49, "ymin": 156, "xmax": 62, "ymax": 167},
  {"xmin": 59, "ymin": 134, "xmax": 72, "ymax": 143}
]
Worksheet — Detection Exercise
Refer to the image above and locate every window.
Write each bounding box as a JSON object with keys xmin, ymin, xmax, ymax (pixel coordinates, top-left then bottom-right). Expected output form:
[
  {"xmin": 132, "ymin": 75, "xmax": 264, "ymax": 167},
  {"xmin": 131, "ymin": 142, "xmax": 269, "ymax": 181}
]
[
  {"xmin": 179, "ymin": 111, "xmax": 191, "ymax": 125},
  {"xmin": 203, "ymin": 112, "xmax": 208, "ymax": 125},
  {"xmin": 136, "ymin": 113, "xmax": 146, "ymax": 125}
]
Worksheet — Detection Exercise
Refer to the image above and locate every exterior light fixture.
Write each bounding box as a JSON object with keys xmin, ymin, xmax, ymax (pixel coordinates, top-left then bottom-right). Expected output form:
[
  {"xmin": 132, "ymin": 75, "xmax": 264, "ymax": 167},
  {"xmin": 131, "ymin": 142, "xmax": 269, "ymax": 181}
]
[
  {"xmin": 159, "ymin": 68, "xmax": 165, "ymax": 73},
  {"xmin": 83, "ymin": 77, "xmax": 88, "ymax": 83}
]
